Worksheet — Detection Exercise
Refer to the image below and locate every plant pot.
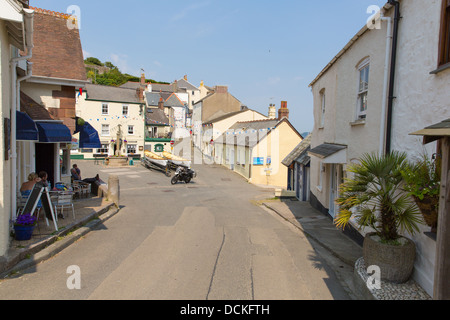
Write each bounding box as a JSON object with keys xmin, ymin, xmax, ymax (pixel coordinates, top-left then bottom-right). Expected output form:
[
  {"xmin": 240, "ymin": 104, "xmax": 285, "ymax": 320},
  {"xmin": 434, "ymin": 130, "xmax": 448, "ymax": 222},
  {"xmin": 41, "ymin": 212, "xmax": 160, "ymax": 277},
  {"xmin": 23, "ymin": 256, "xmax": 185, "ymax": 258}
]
[
  {"xmin": 14, "ymin": 225, "xmax": 36, "ymax": 241},
  {"xmin": 363, "ymin": 233, "xmax": 416, "ymax": 284},
  {"xmin": 413, "ymin": 195, "xmax": 438, "ymax": 232}
]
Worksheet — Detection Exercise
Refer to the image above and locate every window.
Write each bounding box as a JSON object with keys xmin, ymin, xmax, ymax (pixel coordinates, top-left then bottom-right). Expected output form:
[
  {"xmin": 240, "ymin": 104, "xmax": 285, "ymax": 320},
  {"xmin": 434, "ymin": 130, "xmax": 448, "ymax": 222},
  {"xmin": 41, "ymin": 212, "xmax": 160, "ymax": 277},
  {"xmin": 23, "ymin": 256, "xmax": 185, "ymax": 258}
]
[
  {"xmin": 102, "ymin": 103, "xmax": 109, "ymax": 115},
  {"xmin": 438, "ymin": 0, "xmax": 450, "ymax": 66},
  {"xmin": 102, "ymin": 124, "xmax": 110, "ymax": 136},
  {"xmin": 127, "ymin": 144, "xmax": 137, "ymax": 154},
  {"xmin": 154, "ymin": 144, "xmax": 164, "ymax": 152},
  {"xmin": 97, "ymin": 144, "xmax": 109, "ymax": 154},
  {"xmin": 128, "ymin": 125, "xmax": 134, "ymax": 135},
  {"xmin": 316, "ymin": 161, "xmax": 324, "ymax": 192},
  {"xmin": 320, "ymin": 89, "xmax": 326, "ymax": 127},
  {"xmin": 356, "ymin": 60, "xmax": 370, "ymax": 120},
  {"xmin": 123, "ymin": 105, "xmax": 129, "ymax": 116}
]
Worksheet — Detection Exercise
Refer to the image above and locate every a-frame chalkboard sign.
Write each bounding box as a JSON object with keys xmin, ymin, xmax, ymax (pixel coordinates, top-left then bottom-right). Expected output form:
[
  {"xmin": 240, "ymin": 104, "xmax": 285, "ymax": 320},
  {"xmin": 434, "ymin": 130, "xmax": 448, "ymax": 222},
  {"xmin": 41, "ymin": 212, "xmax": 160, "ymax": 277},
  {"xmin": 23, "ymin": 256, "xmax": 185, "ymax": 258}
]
[{"xmin": 21, "ymin": 182, "xmax": 58, "ymax": 231}]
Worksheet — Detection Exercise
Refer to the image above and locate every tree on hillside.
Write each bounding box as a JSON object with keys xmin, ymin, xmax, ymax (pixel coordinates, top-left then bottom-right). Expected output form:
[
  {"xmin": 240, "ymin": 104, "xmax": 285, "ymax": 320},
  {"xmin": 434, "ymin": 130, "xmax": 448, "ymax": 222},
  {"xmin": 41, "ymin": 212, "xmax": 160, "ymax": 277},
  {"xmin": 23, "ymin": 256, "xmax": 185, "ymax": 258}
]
[{"xmin": 84, "ymin": 57, "xmax": 169, "ymax": 87}]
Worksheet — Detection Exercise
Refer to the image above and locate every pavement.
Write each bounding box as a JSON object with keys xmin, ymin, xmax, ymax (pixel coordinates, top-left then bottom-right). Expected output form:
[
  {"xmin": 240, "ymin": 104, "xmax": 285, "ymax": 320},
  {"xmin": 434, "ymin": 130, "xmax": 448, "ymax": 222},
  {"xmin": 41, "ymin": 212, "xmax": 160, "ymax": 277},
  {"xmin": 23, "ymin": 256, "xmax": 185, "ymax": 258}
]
[
  {"xmin": 260, "ymin": 197, "xmax": 432, "ymax": 300},
  {"xmin": 0, "ymin": 193, "xmax": 120, "ymax": 279}
]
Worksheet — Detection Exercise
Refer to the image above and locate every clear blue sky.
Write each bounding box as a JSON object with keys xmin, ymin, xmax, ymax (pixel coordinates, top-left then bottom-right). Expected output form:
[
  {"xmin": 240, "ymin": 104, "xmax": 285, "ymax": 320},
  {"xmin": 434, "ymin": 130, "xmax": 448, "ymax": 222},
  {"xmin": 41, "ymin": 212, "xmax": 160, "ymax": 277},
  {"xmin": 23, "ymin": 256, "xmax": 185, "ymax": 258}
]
[{"xmin": 31, "ymin": 0, "xmax": 387, "ymax": 133}]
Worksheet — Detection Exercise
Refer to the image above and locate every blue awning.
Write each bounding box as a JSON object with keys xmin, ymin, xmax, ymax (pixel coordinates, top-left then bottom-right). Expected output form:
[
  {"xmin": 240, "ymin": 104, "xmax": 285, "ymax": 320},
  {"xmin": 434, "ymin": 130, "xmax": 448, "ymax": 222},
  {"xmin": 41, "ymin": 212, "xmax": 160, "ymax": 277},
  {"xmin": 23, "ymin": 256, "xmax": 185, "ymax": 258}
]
[
  {"xmin": 75, "ymin": 121, "xmax": 101, "ymax": 148},
  {"xmin": 16, "ymin": 111, "xmax": 38, "ymax": 141},
  {"xmin": 36, "ymin": 122, "xmax": 72, "ymax": 143}
]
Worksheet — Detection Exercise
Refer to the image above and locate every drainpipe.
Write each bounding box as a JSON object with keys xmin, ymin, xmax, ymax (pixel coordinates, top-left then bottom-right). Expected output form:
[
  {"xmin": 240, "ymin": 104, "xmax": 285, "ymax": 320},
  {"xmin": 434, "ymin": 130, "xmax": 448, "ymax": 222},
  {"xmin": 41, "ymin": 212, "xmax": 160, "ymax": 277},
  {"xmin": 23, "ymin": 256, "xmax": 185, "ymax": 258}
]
[
  {"xmin": 385, "ymin": 0, "xmax": 401, "ymax": 154},
  {"xmin": 10, "ymin": 8, "xmax": 34, "ymax": 222},
  {"xmin": 379, "ymin": 12, "xmax": 393, "ymax": 156}
]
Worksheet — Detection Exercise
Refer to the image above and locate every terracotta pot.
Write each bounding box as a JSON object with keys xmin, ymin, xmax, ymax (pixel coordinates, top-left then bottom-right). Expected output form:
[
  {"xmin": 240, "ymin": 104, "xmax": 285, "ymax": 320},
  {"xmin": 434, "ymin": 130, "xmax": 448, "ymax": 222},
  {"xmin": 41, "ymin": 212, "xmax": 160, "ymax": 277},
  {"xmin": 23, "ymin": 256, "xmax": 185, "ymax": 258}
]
[{"xmin": 363, "ymin": 233, "xmax": 416, "ymax": 284}]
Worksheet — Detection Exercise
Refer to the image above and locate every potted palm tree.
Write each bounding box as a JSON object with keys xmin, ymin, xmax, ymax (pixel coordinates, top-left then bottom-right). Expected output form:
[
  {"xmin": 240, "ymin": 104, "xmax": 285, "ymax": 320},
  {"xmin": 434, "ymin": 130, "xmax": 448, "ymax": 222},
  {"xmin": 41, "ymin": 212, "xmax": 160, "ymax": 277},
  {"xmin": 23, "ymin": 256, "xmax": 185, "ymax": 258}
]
[{"xmin": 335, "ymin": 152, "xmax": 424, "ymax": 284}]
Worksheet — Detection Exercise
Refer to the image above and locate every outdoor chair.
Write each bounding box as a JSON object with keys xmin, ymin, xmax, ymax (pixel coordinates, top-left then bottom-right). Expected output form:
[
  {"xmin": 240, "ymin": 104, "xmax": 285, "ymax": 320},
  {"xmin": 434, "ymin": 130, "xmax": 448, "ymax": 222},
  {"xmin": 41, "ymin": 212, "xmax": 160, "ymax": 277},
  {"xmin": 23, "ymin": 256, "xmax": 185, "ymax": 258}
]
[{"xmin": 53, "ymin": 191, "xmax": 75, "ymax": 220}]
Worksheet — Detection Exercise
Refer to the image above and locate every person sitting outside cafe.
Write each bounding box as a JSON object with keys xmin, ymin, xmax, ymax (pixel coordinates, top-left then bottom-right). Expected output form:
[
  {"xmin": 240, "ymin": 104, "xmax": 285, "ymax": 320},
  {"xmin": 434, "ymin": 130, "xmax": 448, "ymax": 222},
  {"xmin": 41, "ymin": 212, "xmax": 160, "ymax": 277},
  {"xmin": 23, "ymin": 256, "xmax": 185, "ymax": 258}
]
[
  {"xmin": 20, "ymin": 172, "xmax": 40, "ymax": 195},
  {"xmin": 20, "ymin": 172, "xmax": 42, "ymax": 215},
  {"xmin": 71, "ymin": 164, "xmax": 81, "ymax": 182}
]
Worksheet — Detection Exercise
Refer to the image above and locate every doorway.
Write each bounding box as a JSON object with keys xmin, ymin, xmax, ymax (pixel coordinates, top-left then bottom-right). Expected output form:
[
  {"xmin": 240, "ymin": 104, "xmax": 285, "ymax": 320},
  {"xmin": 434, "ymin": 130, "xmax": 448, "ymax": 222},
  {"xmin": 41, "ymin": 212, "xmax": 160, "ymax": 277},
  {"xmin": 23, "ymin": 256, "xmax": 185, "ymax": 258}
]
[{"xmin": 35, "ymin": 143, "xmax": 56, "ymax": 188}]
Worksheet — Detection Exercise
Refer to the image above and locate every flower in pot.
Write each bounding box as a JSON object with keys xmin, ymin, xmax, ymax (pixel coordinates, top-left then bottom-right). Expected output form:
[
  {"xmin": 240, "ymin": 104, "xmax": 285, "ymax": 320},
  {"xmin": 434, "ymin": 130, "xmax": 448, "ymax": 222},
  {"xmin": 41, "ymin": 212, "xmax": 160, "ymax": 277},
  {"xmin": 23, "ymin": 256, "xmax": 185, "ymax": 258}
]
[
  {"xmin": 14, "ymin": 213, "xmax": 37, "ymax": 241},
  {"xmin": 401, "ymin": 154, "xmax": 441, "ymax": 233},
  {"xmin": 335, "ymin": 152, "xmax": 424, "ymax": 284}
]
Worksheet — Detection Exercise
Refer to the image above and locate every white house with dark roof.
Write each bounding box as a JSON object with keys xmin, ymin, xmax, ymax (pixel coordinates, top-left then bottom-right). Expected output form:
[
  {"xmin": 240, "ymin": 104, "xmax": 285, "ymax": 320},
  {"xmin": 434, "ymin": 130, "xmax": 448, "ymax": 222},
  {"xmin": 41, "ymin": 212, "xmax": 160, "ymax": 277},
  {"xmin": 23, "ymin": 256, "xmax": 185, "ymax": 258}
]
[
  {"xmin": 76, "ymin": 83, "xmax": 146, "ymax": 159},
  {"xmin": 308, "ymin": 0, "xmax": 450, "ymax": 298},
  {"xmin": 201, "ymin": 108, "xmax": 268, "ymax": 158}
]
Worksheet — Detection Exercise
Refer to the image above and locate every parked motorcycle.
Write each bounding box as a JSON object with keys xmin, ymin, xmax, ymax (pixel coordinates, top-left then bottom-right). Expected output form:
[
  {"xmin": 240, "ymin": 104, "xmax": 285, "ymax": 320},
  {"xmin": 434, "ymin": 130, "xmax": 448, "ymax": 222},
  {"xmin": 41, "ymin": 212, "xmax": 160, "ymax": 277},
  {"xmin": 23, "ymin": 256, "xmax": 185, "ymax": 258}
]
[{"xmin": 171, "ymin": 166, "xmax": 196, "ymax": 184}]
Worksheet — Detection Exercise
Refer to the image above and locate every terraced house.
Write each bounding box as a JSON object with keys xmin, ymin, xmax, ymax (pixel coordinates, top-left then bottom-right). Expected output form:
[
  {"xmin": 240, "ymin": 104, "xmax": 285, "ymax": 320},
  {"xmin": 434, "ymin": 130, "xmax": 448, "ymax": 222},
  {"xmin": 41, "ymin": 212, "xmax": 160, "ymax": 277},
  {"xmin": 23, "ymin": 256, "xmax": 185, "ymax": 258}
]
[{"xmin": 308, "ymin": 0, "xmax": 450, "ymax": 298}]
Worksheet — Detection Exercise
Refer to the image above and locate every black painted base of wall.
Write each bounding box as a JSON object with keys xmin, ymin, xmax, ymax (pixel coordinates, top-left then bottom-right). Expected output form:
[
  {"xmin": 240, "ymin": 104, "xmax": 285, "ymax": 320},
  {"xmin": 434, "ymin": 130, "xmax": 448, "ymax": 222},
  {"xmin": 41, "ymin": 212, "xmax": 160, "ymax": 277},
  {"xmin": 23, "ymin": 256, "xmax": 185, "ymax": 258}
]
[{"xmin": 309, "ymin": 191, "xmax": 364, "ymax": 247}]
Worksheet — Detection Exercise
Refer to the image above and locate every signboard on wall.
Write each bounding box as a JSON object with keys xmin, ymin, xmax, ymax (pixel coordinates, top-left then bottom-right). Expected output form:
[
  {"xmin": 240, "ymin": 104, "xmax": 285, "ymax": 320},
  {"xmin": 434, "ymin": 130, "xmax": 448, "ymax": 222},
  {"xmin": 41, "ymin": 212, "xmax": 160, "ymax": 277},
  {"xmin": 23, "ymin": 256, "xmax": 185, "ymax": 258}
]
[{"xmin": 253, "ymin": 157, "xmax": 264, "ymax": 165}]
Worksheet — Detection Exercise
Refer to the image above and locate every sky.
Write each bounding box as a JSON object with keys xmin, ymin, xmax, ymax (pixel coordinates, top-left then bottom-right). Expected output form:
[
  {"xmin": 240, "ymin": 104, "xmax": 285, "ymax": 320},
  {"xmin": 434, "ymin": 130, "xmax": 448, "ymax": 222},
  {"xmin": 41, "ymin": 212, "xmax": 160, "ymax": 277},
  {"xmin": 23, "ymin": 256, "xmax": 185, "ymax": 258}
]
[{"xmin": 31, "ymin": 0, "xmax": 387, "ymax": 134}]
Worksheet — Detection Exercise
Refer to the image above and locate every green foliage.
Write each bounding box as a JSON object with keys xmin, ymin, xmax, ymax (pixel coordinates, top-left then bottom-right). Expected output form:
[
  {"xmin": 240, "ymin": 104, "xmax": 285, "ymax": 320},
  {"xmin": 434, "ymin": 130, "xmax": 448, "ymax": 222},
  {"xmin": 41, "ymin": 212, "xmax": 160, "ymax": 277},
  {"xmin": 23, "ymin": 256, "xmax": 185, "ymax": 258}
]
[
  {"xmin": 401, "ymin": 154, "xmax": 441, "ymax": 201},
  {"xmin": 84, "ymin": 57, "xmax": 104, "ymax": 66},
  {"xmin": 84, "ymin": 57, "xmax": 169, "ymax": 87},
  {"xmin": 335, "ymin": 151, "xmax": 423, "ymax": 242}
]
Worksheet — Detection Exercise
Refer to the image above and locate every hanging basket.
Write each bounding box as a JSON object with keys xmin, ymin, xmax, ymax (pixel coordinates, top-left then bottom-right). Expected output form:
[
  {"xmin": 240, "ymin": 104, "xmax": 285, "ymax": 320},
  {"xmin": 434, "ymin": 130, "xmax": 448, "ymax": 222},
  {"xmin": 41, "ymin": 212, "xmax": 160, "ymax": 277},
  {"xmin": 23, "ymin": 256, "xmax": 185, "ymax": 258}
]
[{"xmin": 413, "ymin": 195, "xmax": 439, "ymax": 230}]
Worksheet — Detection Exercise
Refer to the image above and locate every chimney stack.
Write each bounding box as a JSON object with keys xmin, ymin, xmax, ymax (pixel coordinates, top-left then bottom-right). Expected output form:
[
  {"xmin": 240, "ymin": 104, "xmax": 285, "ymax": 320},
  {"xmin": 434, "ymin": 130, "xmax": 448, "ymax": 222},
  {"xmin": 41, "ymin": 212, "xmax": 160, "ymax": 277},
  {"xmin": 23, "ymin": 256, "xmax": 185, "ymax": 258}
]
[
  {"xmin": 268, "ymin": 104, "xmax": 277, "ymax": 119},
  {"xmin": 137, "ymin": 87, "xmax": 144, "ymax": 102},
  {"xmin": 158, "ymin": 97, "xmax": 164, "ymax": 110},
  {"xmin": 140, "ymin": 73, "xmax": 145, "ymax": 85},
  {"xmin": 278, "ymin": 101, "xmax": 289, "ymax": 120}
]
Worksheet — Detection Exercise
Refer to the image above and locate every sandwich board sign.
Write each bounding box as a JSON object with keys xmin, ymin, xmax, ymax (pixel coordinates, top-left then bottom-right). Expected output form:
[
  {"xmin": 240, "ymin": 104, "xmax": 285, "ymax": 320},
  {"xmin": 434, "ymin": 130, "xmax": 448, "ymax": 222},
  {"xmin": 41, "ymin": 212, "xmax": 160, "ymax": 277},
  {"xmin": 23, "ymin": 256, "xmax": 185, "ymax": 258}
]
[{"xmin": 21, "ymin": 182, "xmax": 58, "ymax": 231}]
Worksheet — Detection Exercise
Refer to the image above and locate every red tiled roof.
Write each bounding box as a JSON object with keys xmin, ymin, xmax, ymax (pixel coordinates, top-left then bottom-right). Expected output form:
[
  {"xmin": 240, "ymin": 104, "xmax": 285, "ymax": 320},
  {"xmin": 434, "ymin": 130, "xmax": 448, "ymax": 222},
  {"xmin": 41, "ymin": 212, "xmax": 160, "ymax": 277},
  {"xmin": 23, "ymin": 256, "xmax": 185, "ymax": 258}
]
[{"xmin": 28, "ymin": 8, "xmax": 87, "ymax": 81}]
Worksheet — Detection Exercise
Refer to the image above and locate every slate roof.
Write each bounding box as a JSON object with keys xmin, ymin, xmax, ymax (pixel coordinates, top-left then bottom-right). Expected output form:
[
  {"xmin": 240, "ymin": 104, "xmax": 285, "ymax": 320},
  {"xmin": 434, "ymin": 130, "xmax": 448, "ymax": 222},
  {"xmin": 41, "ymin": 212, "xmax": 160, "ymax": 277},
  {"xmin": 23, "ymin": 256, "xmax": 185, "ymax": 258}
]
[
  {"xmin": 146, "ymin": 108, "xmax": 170, "ymax": 127},
  {"xmin": 85, "ymin": 84, "xmax": 141, "ymax": 104},
  {"xmin": 165, "ymin": 93, "xmax": 185, "ymax": 108},
  {"xmin": 29, "ymin": 9, "xmax": 86, "ymax": 81},
  {"xmin": 282, "ymin": 134, "xmax": 312, "ymax": 167},
  {"xmin": 176, "ymin": 79, "xmax": 199, "ymax": 91},
  {"xmin": 145, "ymin": 92, "xmax": 164, "ymax": 107},
  {"xmin": 144, "ymin": 92, "xmax": 185, "ymax": 108},
  {"xmin": 215, "ymin": 119, "xmax": 284, "ymax": 148},
  {"xmin": 203, "ymin": 109, "xmax": 266, "ymax": 125},
  {"xmin": 308, "ymin": 143, "xmax": 347, "ymax": 159},
  {"xmin": 121, "ymin": 82, "xmax": 174, "ymax": 93}
]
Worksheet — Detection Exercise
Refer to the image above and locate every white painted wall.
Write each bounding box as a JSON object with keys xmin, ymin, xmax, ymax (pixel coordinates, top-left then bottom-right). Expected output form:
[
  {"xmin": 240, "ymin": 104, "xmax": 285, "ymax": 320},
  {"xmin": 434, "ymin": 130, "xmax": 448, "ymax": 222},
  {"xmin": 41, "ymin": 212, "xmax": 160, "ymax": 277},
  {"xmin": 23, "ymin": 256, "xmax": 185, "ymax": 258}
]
[
  {"xmin": 0, "ymin": 19, "xmax": 12, "ymax": 257},
  {"xmin": 310, "ymin": 17, "xmax": 390, "ymax": 212},
  {"xmin": 389, "ymin": 0, "xmax": 450, "ymax": 296},
  {"xmin": 76, "ymin": 91, "xmax": 145, "ymax": 159}
]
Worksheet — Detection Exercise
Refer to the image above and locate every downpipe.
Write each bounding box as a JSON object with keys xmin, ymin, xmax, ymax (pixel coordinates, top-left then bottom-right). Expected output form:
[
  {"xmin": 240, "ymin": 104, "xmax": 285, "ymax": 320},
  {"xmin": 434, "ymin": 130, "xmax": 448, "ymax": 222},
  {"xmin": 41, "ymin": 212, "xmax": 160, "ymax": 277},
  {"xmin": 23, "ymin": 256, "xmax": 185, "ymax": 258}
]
[
  {"xmin": 379, "ymin": 13, "xmax": 393, "ymax": 156},
  {"xmin": 385, "ymin": 0, "xmax": 401, "ymax": 155}
]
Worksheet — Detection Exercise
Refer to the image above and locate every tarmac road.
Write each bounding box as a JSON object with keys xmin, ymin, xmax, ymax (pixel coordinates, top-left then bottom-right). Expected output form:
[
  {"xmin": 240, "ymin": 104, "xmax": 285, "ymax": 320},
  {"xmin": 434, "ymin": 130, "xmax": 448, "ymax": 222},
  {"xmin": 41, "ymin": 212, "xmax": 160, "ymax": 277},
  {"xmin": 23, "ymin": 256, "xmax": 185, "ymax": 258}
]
[{"xmin": 0, "ymin": 160, "xmax": 353, "ymax": 300}]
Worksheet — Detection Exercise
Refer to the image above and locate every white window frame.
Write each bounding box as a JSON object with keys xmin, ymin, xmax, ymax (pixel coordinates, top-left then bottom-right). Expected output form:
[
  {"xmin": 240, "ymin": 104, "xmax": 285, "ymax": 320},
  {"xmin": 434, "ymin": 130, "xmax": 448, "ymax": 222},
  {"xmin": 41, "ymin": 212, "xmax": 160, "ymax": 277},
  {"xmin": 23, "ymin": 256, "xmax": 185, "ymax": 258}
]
[
  {"xmin": 127, "ymin": 144, "xmax": 137, "ymax": 154},
  {"xmin": 97, "ymin": 144, "xmax": 109, "ymax": 154},
  {"xmin": 102, "ymin": 103, "xmax": 109, "ymax": 115},
  {"xmin": 356, "ymin": 59, "xmax": 370, "ymax": 120},
  {"xmin": 128, "ymin": 125, "xmax": 134, "ymax": 135},
  {"xmin": 123, "ymin": 105, "xmax": 129, "ymax": 116},
  {"xmin": 316, "ymin": 161, "xmax": 324, "ymax": 192},
  {"xmin": 102, "ymin": 124, "xmax": 110, "ymax": 136}
]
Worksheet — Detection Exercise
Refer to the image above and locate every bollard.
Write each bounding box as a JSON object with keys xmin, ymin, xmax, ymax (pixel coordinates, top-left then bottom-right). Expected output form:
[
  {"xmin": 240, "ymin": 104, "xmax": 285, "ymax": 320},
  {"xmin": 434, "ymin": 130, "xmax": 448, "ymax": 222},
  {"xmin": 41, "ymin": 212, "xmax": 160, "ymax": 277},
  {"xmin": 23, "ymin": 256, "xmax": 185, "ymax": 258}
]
[{"xmin": 107, "ymin": 175, "xmax": 120, "ymax": 208}]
